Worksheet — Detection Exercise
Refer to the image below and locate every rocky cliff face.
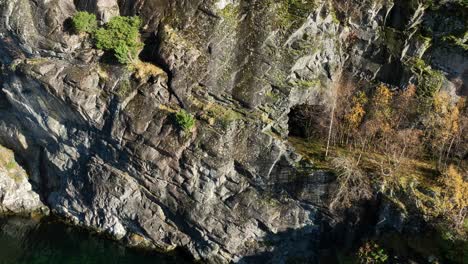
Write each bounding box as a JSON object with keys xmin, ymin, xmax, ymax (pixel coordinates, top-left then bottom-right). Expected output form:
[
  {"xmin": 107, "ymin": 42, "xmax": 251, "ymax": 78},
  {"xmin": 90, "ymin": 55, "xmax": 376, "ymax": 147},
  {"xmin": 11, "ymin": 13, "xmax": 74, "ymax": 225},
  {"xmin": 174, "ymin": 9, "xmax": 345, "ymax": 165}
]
[
  {"xmin": 0, "ymin": 145, "xmax": 47, "ymax": 215},
  {"xmin": 0, "ymin": 0, "xmax": 466, "ymax": 263}
]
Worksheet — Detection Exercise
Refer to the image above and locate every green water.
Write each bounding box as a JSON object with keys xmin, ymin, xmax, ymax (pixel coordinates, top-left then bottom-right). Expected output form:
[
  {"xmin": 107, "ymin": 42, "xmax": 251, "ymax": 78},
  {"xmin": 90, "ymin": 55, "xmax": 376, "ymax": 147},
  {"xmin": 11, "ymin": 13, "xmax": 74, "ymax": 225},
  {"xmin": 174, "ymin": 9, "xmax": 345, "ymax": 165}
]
[{"xmin": 0, "ymin": 217, "xmax": 193, "ymax": 264}]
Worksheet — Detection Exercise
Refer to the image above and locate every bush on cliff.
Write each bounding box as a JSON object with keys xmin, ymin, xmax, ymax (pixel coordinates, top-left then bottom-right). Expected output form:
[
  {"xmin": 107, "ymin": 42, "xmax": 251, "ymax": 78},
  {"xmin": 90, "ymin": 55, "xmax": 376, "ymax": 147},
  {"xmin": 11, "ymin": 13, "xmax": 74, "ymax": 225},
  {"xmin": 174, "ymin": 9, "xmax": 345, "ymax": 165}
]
[
  {"xmin": 175, "ymin": 110, "xmax": 196, "ymax": 132},
  {"xmin": 71, "ymin": 11, "xmax": 97, "ymax": 34},
  {"xmin": 94, "ymin": 16, "xmax": 143, "ymax": 64},
  {"xmin": 71, "ymin": 12, "xmax": 143, "ymax": 64}
]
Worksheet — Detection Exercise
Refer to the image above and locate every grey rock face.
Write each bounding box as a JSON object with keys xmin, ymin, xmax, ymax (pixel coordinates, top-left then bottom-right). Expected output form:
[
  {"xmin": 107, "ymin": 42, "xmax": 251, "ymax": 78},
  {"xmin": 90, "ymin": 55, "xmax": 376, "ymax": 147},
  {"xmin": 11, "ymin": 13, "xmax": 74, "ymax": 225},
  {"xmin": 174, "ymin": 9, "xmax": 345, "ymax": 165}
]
[
  {"xmin": 75, "ymin": 0, "xmax": 119, "ymax": 23},
  {"xmin": 0, "ymin": 145, "xmax": 47, "ymax": 215},
  {"xmin": 0, "ymin": 0, "xmax": 465, "ymax": 263}
]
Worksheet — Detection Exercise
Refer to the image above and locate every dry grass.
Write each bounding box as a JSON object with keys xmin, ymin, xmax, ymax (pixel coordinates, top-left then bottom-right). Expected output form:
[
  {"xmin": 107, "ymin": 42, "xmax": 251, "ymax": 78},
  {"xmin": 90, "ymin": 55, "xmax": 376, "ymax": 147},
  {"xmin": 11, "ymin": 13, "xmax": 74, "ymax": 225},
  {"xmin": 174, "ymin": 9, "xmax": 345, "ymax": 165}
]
[
  {"xmin": 0, "ymin": 145, "xmax": 27, "ymax": 183},
  {"xmin": 96, "ymin": 66, "xmax": 109, "ymax": 80},
  {"xmin": 0, "ymin": 146, "xmax": 16, "ymax": 170},
  {"xmin": 132, "ymin": 60, "xmax": 165, "ymax": 80},
  {"xmin": 287, "ymin": 136, "xmax": 440, "ymax": 189},
  {"xmin": 189, "ymin": 96, "xmax": 243, "ymax": 127},
  {"xmin": 158, "ymin": 104, "xmax": 179, "ymax": 113},
  {"xmin": 287, "ymin": 136, "xmax": 448, "ymax": 219}
]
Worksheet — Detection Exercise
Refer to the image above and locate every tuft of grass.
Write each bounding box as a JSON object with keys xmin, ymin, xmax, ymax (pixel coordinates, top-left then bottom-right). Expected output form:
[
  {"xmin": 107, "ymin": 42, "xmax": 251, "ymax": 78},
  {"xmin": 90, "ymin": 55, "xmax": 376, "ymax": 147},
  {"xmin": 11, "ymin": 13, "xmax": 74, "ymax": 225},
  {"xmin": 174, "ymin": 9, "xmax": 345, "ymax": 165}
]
[
  {"xmin": 292, "ymin": 79, "xmax": 322, "ymax": 90},
  {"xmin": 0, "ymin": 145, "xmax": 27, "ymax": 183},
  {"xmin": 131, "ymin": 60, "xmax": 165, "ymax": 80},
  {"xmin": 5, "ymin": 160, "xmax": 16, "ymax": 170},
  {"xmin": 175, "ymin": 110, "xmax": 196, "ymax": 132},
  {"xmin": 158, "ymin": 104, "xmax": 178, "ymax": 113},
  {"xmin": 25, "ymin": 58, "xmax": 48, "ymax": 65},
  {"xmin": 189, "ymin": 96, "xmax": 244, "ymax": 128},
  {"xmin": 96, "ymin": 66, "xmax": 109, "ymax": 81},
  {"xmin": 116, "ymin": 79, "xmax": 131, "ymax": 97}
]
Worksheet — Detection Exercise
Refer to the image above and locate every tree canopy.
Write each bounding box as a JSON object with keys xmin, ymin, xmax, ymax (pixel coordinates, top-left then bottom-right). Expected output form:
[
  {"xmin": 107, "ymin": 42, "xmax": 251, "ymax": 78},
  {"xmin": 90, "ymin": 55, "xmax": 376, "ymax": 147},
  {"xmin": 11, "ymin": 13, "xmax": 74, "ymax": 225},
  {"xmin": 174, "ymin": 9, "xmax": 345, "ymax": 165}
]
[{"xmin": 94, "ymin": 16, "xmax": 143, "ymax": 64}]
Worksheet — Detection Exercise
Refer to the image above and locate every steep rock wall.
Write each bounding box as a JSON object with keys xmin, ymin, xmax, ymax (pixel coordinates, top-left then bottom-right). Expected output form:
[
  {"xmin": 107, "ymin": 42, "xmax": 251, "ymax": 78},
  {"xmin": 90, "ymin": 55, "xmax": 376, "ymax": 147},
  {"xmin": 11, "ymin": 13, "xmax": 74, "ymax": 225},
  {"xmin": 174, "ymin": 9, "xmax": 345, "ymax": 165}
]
[{"xmin": 0, "ymin": 0, "xmax": 466, "ymax": 262}]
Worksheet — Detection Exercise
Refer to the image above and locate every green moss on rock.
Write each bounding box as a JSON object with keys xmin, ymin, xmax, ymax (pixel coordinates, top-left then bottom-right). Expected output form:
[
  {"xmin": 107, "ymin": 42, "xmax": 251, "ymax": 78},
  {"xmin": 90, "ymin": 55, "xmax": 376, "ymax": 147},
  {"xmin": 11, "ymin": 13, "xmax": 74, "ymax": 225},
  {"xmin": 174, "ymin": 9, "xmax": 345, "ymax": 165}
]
[
  {"xmin": 275, "ymin": 0, "xmax": 316, "ymax": 30},
  {"xmin": 219, "ymin": 4, "xmax": 240, "ymax": 27},
  {"xmin": 408, "ymin": 57, "xmax": 444, "ymax": 102}
]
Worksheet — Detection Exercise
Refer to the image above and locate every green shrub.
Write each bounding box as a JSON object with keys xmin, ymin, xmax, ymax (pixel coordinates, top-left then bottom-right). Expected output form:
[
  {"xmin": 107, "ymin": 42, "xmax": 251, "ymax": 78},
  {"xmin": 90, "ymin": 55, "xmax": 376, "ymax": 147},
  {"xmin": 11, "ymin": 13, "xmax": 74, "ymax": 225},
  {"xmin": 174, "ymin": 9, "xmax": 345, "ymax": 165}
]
[
  {"xmin": 94, "ymin": 16, "xmax": 143, "ymax": 64},
  {"xmin": 410, "ymin": 58, "xmax": 444, "ymax": 99},
  {"xmin": 175, "ymin": 110, "xmax": 195, "ymax": 132},
  {"xmin": 276, "ymin": 0, "xmax": 316, "ymax": 30},
  {"xmin": 72, "ymin": 11, "xmax": 97, "ymax": 34},
  {"xmin": 357, "ymin": 242, "xmax": 389, "ymax": 264}
]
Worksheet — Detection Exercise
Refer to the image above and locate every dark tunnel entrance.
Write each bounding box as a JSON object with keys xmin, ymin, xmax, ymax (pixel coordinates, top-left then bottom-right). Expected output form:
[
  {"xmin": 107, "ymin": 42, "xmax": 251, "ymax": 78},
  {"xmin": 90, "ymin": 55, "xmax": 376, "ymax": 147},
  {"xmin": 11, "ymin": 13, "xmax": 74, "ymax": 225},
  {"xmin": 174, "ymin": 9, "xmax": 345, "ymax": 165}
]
[{"xmin": 288, "ymin": 104, "xmax": 328, "ymax": 139}]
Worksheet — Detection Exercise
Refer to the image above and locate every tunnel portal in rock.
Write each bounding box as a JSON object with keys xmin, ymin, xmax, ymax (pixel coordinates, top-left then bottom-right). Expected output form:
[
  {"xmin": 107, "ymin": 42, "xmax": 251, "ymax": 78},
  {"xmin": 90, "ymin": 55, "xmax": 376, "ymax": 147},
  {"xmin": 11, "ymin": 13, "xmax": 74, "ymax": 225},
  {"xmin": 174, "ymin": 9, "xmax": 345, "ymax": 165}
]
[{"xmin": 288, "ymin": 104, "xmax": 328, "ymax": 139}]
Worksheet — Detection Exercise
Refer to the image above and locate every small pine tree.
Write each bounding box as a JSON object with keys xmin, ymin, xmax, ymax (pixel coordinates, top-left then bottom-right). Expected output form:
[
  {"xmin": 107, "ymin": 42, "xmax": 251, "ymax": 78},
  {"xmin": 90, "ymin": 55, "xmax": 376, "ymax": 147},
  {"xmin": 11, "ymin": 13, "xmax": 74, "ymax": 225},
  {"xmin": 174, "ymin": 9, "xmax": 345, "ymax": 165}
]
[
  {"xmin": 94, "ymin": 16, "xmax": 143, "ymax": 64},
  {"xmin": 72, "ymin": 11, "xmax": 97, "ymax": 34}
]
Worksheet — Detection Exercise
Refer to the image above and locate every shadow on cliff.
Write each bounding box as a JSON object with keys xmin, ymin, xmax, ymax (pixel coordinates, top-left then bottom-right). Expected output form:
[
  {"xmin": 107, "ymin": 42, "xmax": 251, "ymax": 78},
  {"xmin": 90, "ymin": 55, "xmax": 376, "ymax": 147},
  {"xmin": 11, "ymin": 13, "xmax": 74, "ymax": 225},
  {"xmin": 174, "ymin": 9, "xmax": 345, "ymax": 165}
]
[
  {"xmin": 236, "ymin": 193, "xmax": 450, "ymax": 264},
  {"xmin": 235, "ymin": 200, "xmax": 380, "ymax": 264},
  {"xmin": 236, "ymin": 225, "xmax": 319, "ymax": 264}
]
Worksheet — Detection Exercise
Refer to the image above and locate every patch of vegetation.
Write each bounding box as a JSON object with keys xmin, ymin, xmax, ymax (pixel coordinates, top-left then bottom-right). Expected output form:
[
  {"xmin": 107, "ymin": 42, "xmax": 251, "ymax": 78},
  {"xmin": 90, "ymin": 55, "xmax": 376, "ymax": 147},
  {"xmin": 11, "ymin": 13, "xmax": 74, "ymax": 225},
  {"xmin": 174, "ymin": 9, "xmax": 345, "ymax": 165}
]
[
  {"xmin": 329, "ymin": 155, "xmax": 372, "ymax": 212},
  {"xmin": 426, "ymin": 0, "xmax": 468, "ymax": 10},
  {"xmin": 437, "ymin": 165, "xmax": 468, "ymax": 231},
  {"xmin": 95, "ymin": 16, "xmax": 143, "ymax": 64},
  {"xmin": 72, "ymin": 11, "xmax": 97, "ymax": 34},
  {"xmin": 288, "ymin": 136, "xmax": 325, "ymax": 160},
  {"xmin": 116, "ymin": 79, "xmax": 132, "ymax": 98},
  {"xmin": 414, "ymin": 33, "xmax": 432, "ymax": 54},
  {"xmin": 266, "ymin": 90, "xmax": 282, "ymax": 102},
  {"xmin": 201, "ymin": 105, "xmax": 243, "ymax": 128},
  {"xmin": 189, "ymin": 96, "xmax": 244, "ymax": 128},
  {"xmin": 275, "ymin": 0, "xmax": 316, "ymax": 30},
  {"xmin": 158, "ymin": 104, "xmax": 178, "ymax": 113},
  {"xmin": 0, "ymin": 145, "xmax": 26, "ymax": 183},
  {"xmin": 25, "ymin": 58, "xmax": 48, "ymax": 65},
  {"xmin": 442, "ymin": 33, "xmax": 468, "ymax": 50},
  {"xmin": 286, "ymin": 75, "xmax": 467, "ymax": 245},
  {"xmin": 5, "ymin": 160, "xmax": 16, "ymax": 170},
  {"xmin": 288, "ymin": 38, "xmax": 322, "ymax": 58},
  {"xmin": 329, "ymin": 8, "xmax": 340, "ymax": 24},
  {"xmin": 8, "ymin": 59, "xmax": 22, "ymax": 71},
  {"xmin": 96, "ymin": 66, "xmax": 109, "ymax": 81},
  {"xmin": 357, "ymin": 242, "xmax": 389, "ymax": 264},
  {"xmin": 287, "ymin": 136, "xmax": 439, "ymax": 187},
  {"xmin": 291, "ymin": 78, "xmax": 321, "ymax": 90},
  {"xmin": 407, "ymin": 58, "xmax": 444, "ymax": 107},
  {"xmin": 219, "ymin": 3, "xmax": 240, "ymax": 26},
  {"xmin": 175, "ymin": 110, "xmax": 196, "ymax": 132},
  {"xmin": 70, "ymin": 12, "xmax": 144, "ymax": 65},
  {"xmin": 382, "ymin": 27, "xmax": 405, "ymax": 57},
  {"xmin": 437, "ymin": 226, "xmax": 468, "ymax": 263},
  {"xmin": 131, "ymin": 60, "xmax": 165, "ymax": 81}
]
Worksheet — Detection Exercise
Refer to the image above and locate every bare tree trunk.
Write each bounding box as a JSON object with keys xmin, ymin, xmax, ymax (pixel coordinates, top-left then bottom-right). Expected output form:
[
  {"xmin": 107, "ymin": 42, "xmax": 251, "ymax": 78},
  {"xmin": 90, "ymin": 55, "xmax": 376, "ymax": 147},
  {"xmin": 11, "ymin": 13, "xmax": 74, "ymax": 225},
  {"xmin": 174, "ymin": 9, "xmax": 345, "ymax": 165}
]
[
  {"xmin": 325, "ymin": 102, "xmax": 336, "ymax": 157},
  {"xmin": 438, "ymin": 141, "xmax": 447, "ymax": 169},
  {"xmin": 326, "ymin": 71, "xmax": 342, "ymax": 158},
  {"xmin": 444, "ymin": 136, "xmax": 456, "ymax": 167},
  {"xmin": 356, "ymin": 137, "xmax": 368, "ymax": 166}
]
